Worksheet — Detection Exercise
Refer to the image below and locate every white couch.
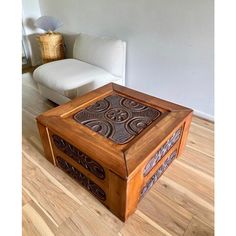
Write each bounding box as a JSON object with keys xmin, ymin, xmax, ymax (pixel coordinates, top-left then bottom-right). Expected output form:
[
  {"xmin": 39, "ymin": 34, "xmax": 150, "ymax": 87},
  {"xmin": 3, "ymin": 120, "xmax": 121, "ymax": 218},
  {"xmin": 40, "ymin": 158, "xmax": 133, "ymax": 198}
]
[{"xmin": 33, "ymin": 33, "xmax": 126, "ymax": 104}]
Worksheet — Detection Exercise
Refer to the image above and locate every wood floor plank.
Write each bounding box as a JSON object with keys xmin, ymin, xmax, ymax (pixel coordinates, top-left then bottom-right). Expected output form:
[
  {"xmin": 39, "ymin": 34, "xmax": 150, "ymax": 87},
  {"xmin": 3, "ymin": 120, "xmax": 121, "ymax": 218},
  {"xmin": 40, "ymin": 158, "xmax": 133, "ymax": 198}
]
[
  {"xmin": 179, "ymin": 146, "xmax": 214, "ymax": 177},
  {"xmin": 22, "ymin": 154, "xmax": 81, "ymax": 226},
  {"xmin": 190, "ymin": 121, "xmax": 214, "ymax": 138},
  {"xmin": 22, "ymin": 72, "xmax": 38, "ymax": 91},
  {"xmin": 184, "ymin": 216, "xmax": 214, "ymax": 236},
  {"xmin": 164, "ymin": 161, "xmax": 214, "ymax": 205},
  {"xmin": 155, "ymin": 176, "xmax": 214, "ymax": 228},
  {"xmin": 22, "ymin": 109, "xmax": 39, "ymax": 138},
  {"xmin": 56, "ymin": 206, "xmax": 120, "ymax": 236},
  {"xmin": 22, "ymin": 73, "xmax": 56, "ymax": 118},
  {"xmin": 119, "ymin": 211, "xmax": 171, "ymax": 236},
  {"xmin": 138, "ymin": 190, "xmax": 192, "ymax": 236},
  {"xmin": 22, "ymin": 201, "xmax": 57, "ymax": 236},
  {"xmin": 23, "ymin": 211, "xmax": 42, "ymax": 236},
  {"xmin": 24, "ymin": 151, "xmax": 83, "ymax": 207},
  {"xmin": 54, "ymin": 217, "xmax": 84, "ymax": 236},
  {"xmin": 22, "ymin": 85, "xmax": 54, "ymax": 117},
  {"xmin": 191, "ymin": 116, "xmax": 214, "ymax": 132},
  {"xmin": 175, "ymin": 159, "xmax": 213, "ymax": 182},
  {"xmin": 22, "ymin": 189, "xmax": 32, "ymax": 206},
  {"xmin": 186, "ymin": 124, "xmax": 214, "ymax": 158}
]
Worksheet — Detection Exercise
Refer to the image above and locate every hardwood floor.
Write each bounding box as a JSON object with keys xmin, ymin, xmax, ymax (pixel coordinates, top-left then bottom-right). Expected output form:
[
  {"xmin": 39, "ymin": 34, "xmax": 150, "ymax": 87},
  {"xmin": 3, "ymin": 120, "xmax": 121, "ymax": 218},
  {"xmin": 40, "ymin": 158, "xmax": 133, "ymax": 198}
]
[{"xmin": 22, "ymin": 72, "xmax": 214, "ymax": 236}]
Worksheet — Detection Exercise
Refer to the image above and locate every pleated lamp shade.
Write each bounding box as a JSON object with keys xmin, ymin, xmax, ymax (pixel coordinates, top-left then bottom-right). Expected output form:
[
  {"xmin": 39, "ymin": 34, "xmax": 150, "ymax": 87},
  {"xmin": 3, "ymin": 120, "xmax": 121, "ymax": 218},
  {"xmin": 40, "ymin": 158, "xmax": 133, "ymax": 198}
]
[{"xmin": 35, "ymin": 16, "xmax": 63, "ymax": 32}]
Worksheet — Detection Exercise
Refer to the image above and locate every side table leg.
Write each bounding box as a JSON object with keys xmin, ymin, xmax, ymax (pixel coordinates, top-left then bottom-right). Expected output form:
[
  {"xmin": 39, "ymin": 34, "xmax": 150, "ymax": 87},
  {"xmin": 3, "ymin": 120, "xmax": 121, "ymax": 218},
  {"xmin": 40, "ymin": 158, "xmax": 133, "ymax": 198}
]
[{"xmin": 37, "ymin": 122, "xmax": 56, "ymax": 165}]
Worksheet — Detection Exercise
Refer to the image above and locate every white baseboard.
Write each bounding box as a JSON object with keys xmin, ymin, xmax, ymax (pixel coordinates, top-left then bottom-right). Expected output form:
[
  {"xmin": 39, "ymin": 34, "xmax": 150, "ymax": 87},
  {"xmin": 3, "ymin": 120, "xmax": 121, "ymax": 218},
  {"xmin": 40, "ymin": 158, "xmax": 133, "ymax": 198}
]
[{"xmin": 193, "ymin": 110, "xmax": 214, "ymax": 122}]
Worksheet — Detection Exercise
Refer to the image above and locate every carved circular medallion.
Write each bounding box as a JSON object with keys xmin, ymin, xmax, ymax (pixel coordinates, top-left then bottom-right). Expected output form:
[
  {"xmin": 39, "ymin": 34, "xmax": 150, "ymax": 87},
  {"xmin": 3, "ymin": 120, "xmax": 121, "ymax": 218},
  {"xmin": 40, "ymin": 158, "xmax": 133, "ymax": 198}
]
[
  {"xmin": 86, "ymin": 99, "xmax": 109, "ymax": 113},
  {"xmin": 121, "ymin": 98, "xmax": 147, "ymax": 111},
  {"xmin": 83, "ymin": 120, "xmax": 113, "ymax": 137},
  {"xmin": 105, "ymin": 108, "xmax": 130, "ymax": 123}
]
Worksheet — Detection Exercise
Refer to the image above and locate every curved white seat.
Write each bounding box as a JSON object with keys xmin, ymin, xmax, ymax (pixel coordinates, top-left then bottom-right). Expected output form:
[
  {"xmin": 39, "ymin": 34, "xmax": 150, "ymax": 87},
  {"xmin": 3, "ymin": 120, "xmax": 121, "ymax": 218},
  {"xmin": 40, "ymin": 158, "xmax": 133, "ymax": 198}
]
[{"xmin": 33, "ymin": 33, "xmax": 126, "ymax": 104}]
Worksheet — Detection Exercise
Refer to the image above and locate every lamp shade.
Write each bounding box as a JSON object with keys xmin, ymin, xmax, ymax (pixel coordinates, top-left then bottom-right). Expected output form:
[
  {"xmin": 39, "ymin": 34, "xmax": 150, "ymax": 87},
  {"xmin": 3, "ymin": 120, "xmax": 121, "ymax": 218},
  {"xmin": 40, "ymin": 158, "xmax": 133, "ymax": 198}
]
[{"xmin": 35, "ymin": 16, "xmax": 63, "ymax": 32}]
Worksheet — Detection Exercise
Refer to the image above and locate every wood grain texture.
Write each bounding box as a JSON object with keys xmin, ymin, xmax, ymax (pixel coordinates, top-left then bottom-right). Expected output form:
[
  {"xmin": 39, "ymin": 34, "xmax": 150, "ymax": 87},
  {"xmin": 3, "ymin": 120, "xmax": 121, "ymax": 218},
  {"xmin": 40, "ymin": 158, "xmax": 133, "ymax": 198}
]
[
  {"xmin": 22, "ymin": 190, "xmax": 31, "ymax": 206},
  {"xmin": 36, "ymin": 81, "xmax": 192, "ymax": 221},
  {"xmin": 22, "ymin": 72, "xmax": 214, "ymax": 235},
  {"xmin": 23, "ymin": 200, "xmax": 57, "ymax": 236},
  {"xmin": 184, "ymin": 217, "xmax": 214, "ymax": 236},
  {"xmin": 186, "ymin": 123, "xmax": 214, "ymax": 158},
  {"xmin": 120, "ymin": 211, "xmax": 169, "ymax": 236},
  {"xmin": 37, "ymin": 122, "xmax": 55, "ymax": 165},
  {"xmin": 55, "ymin": 206, "xmax": 120, "ymax": 236},
  {"xmin": 23, "ymin": 154, "xmax": 81, "ymax": 226}
]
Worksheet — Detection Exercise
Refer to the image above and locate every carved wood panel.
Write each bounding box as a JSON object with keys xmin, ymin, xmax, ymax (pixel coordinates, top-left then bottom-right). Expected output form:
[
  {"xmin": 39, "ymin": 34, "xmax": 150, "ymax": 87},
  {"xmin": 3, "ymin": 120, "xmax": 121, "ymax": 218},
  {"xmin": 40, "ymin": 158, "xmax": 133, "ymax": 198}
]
[
  {"xmin": 73, "ymin": 94, "xmax": 162, "ymax": 144},
  {"xmin": 56, "ymin": 156, "xmax": 106, "ymax": 201},
  {"xmin": 143, "ymin": 128, "xmax": 182, "ymax": 176},
  {"xmin": 140, "ymin": 150, "xmax": 177, "ymax": 199},
  {"xmin": 52, "ymin": 134, "xmax": 105, "ymax": 180}
]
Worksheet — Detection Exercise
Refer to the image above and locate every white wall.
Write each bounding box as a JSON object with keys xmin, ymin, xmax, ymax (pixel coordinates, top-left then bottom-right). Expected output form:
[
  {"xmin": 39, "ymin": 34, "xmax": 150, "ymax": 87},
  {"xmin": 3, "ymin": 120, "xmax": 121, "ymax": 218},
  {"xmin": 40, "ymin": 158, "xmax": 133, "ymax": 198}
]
[
  {"xmin": 39, "ymin": 0, "xmax": 214, "ymax": 119},
  {"xmin": 22, "ymin": 0, "xmax": 43, "ymax": 65}
]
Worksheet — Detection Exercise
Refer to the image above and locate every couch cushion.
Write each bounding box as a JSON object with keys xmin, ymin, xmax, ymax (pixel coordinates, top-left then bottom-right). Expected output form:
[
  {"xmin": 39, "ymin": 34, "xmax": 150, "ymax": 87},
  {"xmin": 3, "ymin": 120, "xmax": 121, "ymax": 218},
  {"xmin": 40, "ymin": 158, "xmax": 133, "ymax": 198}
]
[
  {"xmin": 33, "ymin": 59, "xmax": 118, "ymax": 91},
  {"xmin": 73, "ymin": 33, "xmax": 126, "ymax": 77}
]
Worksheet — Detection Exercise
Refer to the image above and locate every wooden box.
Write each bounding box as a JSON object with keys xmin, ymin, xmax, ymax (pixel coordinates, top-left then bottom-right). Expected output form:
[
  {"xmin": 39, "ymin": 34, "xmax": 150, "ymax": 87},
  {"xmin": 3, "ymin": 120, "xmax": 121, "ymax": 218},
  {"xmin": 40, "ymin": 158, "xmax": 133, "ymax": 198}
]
[{"xmin": 36, "ymin": 83, "xmax": 193, "ymax": 221}]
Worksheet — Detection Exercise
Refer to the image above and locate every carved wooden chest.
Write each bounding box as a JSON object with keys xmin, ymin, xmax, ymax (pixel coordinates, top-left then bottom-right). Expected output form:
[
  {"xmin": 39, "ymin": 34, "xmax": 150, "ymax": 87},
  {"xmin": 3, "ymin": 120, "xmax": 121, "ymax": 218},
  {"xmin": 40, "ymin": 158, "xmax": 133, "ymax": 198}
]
[{"xmin": 37, "ymin": 83, "xmax": 192, "ymax": 221}]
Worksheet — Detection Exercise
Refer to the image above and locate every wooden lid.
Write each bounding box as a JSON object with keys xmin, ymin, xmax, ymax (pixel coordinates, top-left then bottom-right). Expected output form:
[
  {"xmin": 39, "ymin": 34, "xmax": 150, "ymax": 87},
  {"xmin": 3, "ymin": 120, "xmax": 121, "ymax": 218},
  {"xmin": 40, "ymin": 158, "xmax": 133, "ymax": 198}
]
[
  {"xmin": 37, "ymin": 83, "xmax": 192, "ymax": 179},
  {"xmin": 73, "ymin": 94, "xmax": 162, "ymax": 144}
]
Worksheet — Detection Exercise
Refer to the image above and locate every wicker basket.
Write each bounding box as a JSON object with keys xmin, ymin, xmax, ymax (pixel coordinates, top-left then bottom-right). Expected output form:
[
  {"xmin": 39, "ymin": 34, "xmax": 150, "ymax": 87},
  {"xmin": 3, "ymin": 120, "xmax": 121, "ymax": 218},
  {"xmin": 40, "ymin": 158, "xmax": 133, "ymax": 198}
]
[{"xmin": 38, "ymin": 32, "xmax": 65, "ymax": 63}]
